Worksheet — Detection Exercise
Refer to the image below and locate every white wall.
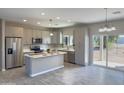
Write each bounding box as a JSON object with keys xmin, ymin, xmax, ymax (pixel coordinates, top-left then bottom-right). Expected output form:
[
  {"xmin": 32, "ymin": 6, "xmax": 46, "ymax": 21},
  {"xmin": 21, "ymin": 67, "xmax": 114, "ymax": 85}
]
[
  {"xmin": 74, "ymin": 26, "xmax": 89, "ymax": 65},
  {"xmin": 0, "ymin": 20, "xmax": 5, "ymax": 71},
  {"xmin": 62, "ymin": 27, "xmax": 74, "ymax": 36}
]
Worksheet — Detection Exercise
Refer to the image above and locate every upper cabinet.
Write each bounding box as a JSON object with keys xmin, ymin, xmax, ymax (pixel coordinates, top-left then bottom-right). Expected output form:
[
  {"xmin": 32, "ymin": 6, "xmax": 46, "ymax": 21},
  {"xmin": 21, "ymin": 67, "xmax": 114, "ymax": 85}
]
[
  {"xmin": 50, "ymin": 31, "xmax": 61, "ymax": 44},
  {"xmin": 5, "ymin": 26, "xmax": 23, "ymax": 37},
  {"xmin": 32, "ymin": 30, "xmax": 42, "ymax": 39},
  {"xmin": 23, "ymin": 29, "xmax": 50, "ymax": 44},
  {"xmin": 23, "ymin": 28, "xmax": 33, "ymax": 44},
  {"xmin": 5, "ymin": 25, "xmax": 51, "ymax": 45},
  {"xmin": 23, "ymin": 29, "xmax": 43, "ymax": 44},
  {"xmin": 42, "ymin": 31, "xmax": 51, "ymax": 44}
]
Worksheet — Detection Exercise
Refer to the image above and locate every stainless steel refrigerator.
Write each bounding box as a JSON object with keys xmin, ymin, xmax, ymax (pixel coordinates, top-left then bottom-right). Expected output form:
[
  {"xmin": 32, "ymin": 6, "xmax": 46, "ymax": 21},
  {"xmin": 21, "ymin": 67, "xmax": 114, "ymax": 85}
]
[{"xmin": 5, "ymin": 37, "xmax": 23, "ymax": 69}]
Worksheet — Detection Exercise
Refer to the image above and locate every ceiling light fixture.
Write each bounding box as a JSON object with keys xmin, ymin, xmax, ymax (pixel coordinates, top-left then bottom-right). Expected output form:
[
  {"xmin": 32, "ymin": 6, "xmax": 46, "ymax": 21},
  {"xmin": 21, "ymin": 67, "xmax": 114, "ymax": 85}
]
[
  {"xmin": 41, "ymin": 12, "xmax": 45, "ymax": 15},
  {"xmin": 50, "ymin": 33, "xmax": 53, "ymax": 36},
  {"xmin": 112, "ymin": 11, "xmax": 121, "ymax": 14},
  {"xmin": 37, "ymin": 22, "xmax": 41, "ymax": 25},
  {"xmin": 49, "ymin": 24, "xmax": 52, "ymax": 26},
  {"xmin": 49, "ymin": 19, "xmax": 53, "ymax": 27},
  {"xmin": 99, "ymin": 8, "xmax": 116, "ymax": 32},
  {"xmin": 49, "ymin": 19, "xmax": 54, "ymax": 36},
  {"xmin": 56, "ymin": 17, "xmax": 60, "ymax": 20},
  {"xmin": 23, "ymin": 19, "xmax": 27, "ymax": 22}
]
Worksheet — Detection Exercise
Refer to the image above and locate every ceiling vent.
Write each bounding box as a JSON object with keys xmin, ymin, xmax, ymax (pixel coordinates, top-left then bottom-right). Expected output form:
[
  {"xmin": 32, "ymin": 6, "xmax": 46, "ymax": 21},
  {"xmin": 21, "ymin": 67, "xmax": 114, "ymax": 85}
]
[{"xmin": 112, "ymin": 11, "xmax": 121, "ymax": 14}]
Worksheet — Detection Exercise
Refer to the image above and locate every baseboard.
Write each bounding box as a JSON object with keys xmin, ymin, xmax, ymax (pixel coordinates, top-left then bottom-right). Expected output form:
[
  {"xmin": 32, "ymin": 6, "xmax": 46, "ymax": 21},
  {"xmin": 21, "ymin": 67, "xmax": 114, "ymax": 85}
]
[{"xmin": 30, "ymin": 65, "xmax": 64, "ymax": 77}]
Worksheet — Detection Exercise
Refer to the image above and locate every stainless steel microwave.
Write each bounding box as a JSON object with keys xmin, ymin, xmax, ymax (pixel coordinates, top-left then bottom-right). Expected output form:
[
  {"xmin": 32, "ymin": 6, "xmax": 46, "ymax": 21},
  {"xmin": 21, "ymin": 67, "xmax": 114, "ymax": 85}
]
[{"xmin": 32, "ymin": 38, "xmax": 42, "ymax": 44}]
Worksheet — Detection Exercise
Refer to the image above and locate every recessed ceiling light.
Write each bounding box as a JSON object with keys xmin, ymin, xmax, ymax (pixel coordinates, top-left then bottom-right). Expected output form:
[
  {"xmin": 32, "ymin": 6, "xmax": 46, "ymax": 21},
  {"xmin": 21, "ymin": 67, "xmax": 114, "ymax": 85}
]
[
  {"xmin": 49, "ymin": 24, "xmax": 52, "ymax": 26},
  {"xmin": 50, "ymin": 33, "xmax": 53, "ymax": 36},
  {"xmin": 37, "ymin": 22, "xmax": 41, "ymax": 25},
  {"xmin": 67, "ymin": 20, "xmax": 71, "ymax": 22},
  {"xmin": 112, "ymin": 11, "xmax": 121, "ymax": 14},
  {"xmin": 56, "ymin": 17, "xmax": 60, "ymax": 20},
  {"xmin": 23, "ymin": 19, "xmax": 27, "ymax": 22},
  {"xmin": 41, "ymin": 12, "xmax": 45, "ymax": 15}
]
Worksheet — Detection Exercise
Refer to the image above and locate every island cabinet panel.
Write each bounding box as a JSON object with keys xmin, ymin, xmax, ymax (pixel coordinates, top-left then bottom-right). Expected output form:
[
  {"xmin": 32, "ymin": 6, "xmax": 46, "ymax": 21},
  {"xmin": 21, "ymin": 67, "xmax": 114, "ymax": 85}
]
[{"xmin": 25, "ymin": 53, "xmax": 65, "ymax": 77}]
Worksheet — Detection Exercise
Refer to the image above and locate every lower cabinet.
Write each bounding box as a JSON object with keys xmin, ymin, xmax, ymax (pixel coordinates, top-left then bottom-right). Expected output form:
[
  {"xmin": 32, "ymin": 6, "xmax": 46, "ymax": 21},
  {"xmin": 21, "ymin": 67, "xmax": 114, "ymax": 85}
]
[
  {"xmin": 64, "ymin": 53, "xmax": 68, "ymax": 62},
  {"xmin": 63, "ymin": 51, "xmax": 75, "ymax": 63},
  {"xmin": 68, "ymin": 51, "xmax": 75, "ymax": 63}
]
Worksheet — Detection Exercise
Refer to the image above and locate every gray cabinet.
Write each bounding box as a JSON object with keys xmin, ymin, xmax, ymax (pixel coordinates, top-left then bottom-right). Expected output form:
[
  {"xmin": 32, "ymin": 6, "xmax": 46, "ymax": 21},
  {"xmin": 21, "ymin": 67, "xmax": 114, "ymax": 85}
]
[
  {"xmin": 32, "ymin": 30, "xmax": 42, "ymax": 39},
  {"xmin": 60, "ymin": 50, "xmax": 75, "ymax": 63},
  {"xmin": 51, "ymin": 31, "xmax": 61, "ymax": 44},
  {"xmin": 42, "ymin": 31, "xmax": 50, "ymax": 44},
  {"xmin": 64, "ymin": 53, "xmax": 68, "ymax": 62},
  {"xmin": 5, "ymin": 26, "xmax": 23, "ymax": 37},
  {"xmin": 23, "ymin": 29, "xmax": 33, "ymax": 44},
  {"xmin": 23, "ymin": 29, "xmax": 42, "ymax": 44},
  {"xmin": 68, "ymin": 51, "xmax": 75, "ymax": 63}
]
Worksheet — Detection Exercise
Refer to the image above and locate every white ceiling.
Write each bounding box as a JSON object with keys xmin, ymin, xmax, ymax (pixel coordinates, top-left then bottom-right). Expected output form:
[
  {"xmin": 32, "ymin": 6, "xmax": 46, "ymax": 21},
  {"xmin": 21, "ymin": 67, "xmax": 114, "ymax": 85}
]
[{"xmin": 0, "ymin": 8, "xmax": 124, "ymax": 28}]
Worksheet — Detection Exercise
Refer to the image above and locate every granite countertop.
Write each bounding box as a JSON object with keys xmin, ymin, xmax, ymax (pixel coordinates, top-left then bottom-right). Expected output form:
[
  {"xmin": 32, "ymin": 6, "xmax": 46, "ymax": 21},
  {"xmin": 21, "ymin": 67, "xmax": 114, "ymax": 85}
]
[
  {"xmin": 58, "ymin": 48, "xmax": 75, "ymax": 52},
  {"xmin": 24, "ymin": 52, "xmax": 66, "ymax": 59},
  {"xmin": 23, "ymin": 49, "xmax": 34, "ymax": 53}
]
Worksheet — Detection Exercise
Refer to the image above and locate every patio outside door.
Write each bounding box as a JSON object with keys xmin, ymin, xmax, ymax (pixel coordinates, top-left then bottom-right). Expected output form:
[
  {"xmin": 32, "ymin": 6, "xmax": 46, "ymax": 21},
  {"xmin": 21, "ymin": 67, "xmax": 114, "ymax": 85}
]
[
  {"xmin": 93, "ymin": 35, "xmax": 124, "ymax": 71},
  {"xmin": 108, "ymin": 35, "xmax": 124, "ymax": 70},
  {"xmin": 93, "ymin": 35, "xmax": 107, "ymax": 67}
]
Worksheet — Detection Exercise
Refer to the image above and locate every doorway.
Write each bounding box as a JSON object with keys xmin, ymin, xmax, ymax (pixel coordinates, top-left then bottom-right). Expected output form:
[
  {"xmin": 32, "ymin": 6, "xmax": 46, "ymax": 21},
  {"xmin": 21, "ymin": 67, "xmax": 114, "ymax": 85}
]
[{"xmin": 93, "ymin": 35, "xmax": 124, "ymax": 71}]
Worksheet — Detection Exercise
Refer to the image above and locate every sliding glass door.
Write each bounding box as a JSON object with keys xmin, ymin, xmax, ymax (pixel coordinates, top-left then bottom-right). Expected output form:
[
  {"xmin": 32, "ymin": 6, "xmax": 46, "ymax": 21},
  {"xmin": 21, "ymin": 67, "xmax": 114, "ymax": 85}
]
[
  {"xmin": 93, "ymin": 35, "xmax": 124, "ymax": 71},
  {"xmin": 93, "ymin": 35, "xmax": 107, "ymax": 66},
  {"xmin": 108, "ymin": 35, "xmax": 124, "ymax": 70}
]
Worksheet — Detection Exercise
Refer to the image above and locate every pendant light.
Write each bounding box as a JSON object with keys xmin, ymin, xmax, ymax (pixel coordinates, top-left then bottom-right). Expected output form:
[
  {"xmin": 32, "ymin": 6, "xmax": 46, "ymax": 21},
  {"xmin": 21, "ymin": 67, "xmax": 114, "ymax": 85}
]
[
  {"xmin": 49, "ymin": 19, "xmax": 54, "ymax": 36},
  {"xmin": 99, "ymin": 8, "xmax": 116, "ymax": 32}
]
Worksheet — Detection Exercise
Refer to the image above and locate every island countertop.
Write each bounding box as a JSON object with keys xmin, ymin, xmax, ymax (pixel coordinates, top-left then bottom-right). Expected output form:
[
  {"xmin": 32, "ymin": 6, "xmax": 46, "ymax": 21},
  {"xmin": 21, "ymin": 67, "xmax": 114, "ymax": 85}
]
[{"xmin": 24, "ymin": 52, "xmax": 66, "ymax": 59}]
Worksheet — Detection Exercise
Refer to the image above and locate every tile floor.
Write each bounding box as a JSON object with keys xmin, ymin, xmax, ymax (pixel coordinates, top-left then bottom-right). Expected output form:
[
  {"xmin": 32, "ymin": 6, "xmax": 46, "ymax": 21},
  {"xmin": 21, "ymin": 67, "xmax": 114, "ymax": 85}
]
[{"xmin": 0, "ymin": 63, "xmax": 124, "ymax": 85}]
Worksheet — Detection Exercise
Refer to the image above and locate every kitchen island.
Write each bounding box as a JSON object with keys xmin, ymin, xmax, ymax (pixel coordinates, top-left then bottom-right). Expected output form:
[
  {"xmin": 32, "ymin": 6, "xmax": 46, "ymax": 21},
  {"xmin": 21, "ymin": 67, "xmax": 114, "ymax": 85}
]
[{"xmin": 24, "ymin": 52, "xmax": 65, "ymax": 77}]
